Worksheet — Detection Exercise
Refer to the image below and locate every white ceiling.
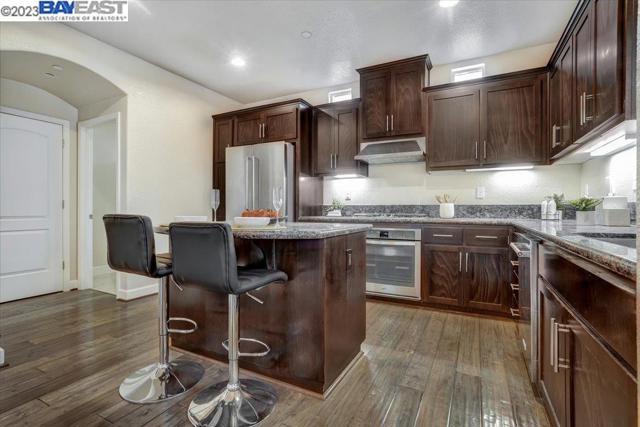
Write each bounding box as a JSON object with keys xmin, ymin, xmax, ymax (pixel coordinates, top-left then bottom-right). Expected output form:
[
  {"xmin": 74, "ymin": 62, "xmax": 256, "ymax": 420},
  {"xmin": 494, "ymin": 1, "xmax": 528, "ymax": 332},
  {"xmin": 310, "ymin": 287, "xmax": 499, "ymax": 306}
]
[
  {"xmin": 68, "ymin": 0, "xmax": 577, "ymax": 104},
  {"xmin": 0, "ymin": 51, "xmax": 125, "ymax": 107}
]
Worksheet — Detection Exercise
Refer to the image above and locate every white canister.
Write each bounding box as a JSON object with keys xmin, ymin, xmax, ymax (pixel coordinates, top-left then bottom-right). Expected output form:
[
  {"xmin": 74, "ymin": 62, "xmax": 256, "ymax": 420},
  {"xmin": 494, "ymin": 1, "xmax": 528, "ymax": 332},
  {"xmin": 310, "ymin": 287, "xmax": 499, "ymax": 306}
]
[
  {"xmin": 576, "ymin": 211, "xmax": 596, "ymax": 226},
  {"xmin": 439, "ymin": 203, "xmax": 455, "ymax": 219},
  {"xmin": 547, "ymin": 199, "xmax": 557, "ymax": 220}
]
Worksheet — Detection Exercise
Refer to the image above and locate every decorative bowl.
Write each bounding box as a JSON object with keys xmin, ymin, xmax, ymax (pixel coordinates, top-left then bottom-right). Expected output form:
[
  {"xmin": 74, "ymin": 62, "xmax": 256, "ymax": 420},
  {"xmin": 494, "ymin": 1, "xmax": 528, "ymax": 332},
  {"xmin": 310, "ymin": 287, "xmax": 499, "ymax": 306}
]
[{"xmin": 234, "ymin": 217, "xmax": 271, "ymax": 228}]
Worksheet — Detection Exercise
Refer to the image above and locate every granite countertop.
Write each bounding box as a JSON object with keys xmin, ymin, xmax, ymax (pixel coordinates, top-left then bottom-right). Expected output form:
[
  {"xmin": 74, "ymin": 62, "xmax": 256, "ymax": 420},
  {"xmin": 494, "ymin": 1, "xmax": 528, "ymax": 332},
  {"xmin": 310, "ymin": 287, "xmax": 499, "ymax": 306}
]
[
  {"xmin": 155, "ymin": 222, "xmax": 372, "ymax": 240},
  {"xmin": 301, "ymin": 216, "xmax": 637, "ymax": 281}
]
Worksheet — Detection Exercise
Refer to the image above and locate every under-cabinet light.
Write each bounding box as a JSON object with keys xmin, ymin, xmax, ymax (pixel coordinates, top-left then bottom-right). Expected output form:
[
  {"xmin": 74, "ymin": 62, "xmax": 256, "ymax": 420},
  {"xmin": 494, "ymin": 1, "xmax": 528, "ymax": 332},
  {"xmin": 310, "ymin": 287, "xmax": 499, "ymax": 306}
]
[{"xmin": 465, "ymin": 165, "xmax": 534, "ymax": 172}]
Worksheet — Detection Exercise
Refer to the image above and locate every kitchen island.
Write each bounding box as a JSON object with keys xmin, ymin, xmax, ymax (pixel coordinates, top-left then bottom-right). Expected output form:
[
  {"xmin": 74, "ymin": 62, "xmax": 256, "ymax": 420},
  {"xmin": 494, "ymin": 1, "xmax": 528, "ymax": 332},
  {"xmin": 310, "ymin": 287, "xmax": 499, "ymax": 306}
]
[{"xmin": 157, "ymin": 222, "xmax": 372, "ymax": 396}]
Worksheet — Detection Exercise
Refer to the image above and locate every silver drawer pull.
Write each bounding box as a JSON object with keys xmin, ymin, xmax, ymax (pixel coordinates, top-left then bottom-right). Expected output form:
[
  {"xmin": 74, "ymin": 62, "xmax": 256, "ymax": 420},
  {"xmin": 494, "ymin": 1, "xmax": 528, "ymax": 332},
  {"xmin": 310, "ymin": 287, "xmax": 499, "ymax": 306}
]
[
  {"xmin": 433, "ymin": 234, "xmax": 454, "ymax": 238},
  {"xmin": 510, "ymin": 283, "xmax": 519, "ymax": 291},
  {"xmin": 394, "ymin": 266, "xmax": 410, "ymax": 270},
  {"xmin": 511, "ymin": 260, "xmax": 519, "ymax": 267},
  {"xmin": 510, "ymin": 308, "xmax": 520, "ymax": 318},
  {"xmin": 366, "ymin": 263, "xmax": 376, "ymax": 267},
  {"xmin": 475, "ymin": 235, "xmax": 498, "ymax": 239}
]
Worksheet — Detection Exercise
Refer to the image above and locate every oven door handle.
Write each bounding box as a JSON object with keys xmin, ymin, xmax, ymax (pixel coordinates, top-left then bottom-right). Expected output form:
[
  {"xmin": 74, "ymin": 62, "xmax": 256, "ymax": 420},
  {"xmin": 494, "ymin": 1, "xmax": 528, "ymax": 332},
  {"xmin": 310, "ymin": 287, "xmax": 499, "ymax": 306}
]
[{"xmin": 366, "ymin": 239, "xmax": 418, "ymax": 247}]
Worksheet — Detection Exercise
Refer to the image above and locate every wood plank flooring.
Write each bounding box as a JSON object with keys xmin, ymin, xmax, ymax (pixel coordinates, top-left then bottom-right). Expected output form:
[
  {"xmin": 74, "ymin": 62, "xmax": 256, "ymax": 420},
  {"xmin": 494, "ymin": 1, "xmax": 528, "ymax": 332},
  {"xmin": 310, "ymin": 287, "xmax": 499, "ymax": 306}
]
[{"xmin": 0, "ymin": 290, "xmax": 550, "ymax": 427}]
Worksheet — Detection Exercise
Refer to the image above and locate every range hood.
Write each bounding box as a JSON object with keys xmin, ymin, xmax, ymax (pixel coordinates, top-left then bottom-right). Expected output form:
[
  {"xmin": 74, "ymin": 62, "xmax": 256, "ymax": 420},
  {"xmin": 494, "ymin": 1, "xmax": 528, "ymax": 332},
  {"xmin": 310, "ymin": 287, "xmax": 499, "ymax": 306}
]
[{"xmin": 354, "ymin": 140, "xmax": 425, "ymax": 165}]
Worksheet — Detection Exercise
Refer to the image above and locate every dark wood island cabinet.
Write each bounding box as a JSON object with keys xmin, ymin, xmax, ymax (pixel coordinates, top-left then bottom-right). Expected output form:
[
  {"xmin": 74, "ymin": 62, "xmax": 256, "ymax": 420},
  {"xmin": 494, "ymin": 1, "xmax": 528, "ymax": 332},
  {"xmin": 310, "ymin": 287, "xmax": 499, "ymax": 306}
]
[{"xmin": 166, "ymin": 226, "xmax": 368, "ymax": 396}]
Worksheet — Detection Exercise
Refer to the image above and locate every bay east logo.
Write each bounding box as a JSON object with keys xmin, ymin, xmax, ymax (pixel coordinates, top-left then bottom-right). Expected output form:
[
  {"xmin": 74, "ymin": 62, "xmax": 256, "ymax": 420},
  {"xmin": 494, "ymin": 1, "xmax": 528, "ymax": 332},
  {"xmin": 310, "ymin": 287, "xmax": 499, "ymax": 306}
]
[{"xmin": 39, "ymin": 1, "xmax": 127, "ymax": 15}]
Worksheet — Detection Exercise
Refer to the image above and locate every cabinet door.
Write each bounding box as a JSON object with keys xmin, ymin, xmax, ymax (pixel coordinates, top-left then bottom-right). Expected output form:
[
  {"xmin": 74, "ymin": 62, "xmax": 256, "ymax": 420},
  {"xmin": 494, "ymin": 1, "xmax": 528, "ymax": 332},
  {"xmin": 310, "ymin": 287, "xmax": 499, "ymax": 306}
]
[
  {"xmin": 422, "ymin": 244, "xmax": 463, "ymax": 306},
  {"xmin": 426, "ymin": 88, "xmax": 480, "ymax": 168},
  {"xmin": 539, "ymin": 284, "xmax": 569, "ymax": 427},
  {"xmin": 551, "ymin": 42, "xmax": 574, "ymax": 158},
  {"xmin": 312, "ymin": 108, "xmax": 334, "ymax": 175},
  {"xmin": 482, "ymin": 77, "xmax": 544, "ymax": 165},
  {"xmin": 213, "ymin": 162, "xmax": 226, "ymax": 221},
  {"xmin": 213, "ymin": 117, "xmax": 233, "ymax": 163},
  {"xmin": 463, "ymin": 247, "xmax": 509, "ymax": 313},
  {"xmin": 391, "ymin": 64, "xmax": 423, "ymax": 136},
  {"xmin": 334, "ymin": 106, "xmax": 359, "ymax": 171},
  {"xmin": 567, "ymin": 313, "xmax": 637, "ymax": 427},
  {"xmin": 264, "ymin": 105, "xmax": 298, "ymax": 142},
  {"xmin": 236, "ymin": 112, "xmax": 263, "ymax": 146},
  {"xmin": 361, "ymin": 71, "xmax": 391, "ymax": 139},
  {"xmin": 573, "ymin": 7, "xmax": 595, "ymax": 139},
  {"xmin": 593, "ymin": 0, "xmax": 622, "ymax": 127}
]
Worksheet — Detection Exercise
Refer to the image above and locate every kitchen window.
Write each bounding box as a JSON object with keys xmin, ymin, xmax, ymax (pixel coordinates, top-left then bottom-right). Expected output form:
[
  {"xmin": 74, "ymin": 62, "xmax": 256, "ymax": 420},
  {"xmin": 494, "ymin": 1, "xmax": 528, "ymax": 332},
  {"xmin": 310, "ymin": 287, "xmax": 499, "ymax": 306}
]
[
  {"xmin": 451, "ymin": 63, "xmax": 485, "ymax": 82},
  {"xmin": 328, "ymin": 88, "xmax": 352, "ymax": 103}
]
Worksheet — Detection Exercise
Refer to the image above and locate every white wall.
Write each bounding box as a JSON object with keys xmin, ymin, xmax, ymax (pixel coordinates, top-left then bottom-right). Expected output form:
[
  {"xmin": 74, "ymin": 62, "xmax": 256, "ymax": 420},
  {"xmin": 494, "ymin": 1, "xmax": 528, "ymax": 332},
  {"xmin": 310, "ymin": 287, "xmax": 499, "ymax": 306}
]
[
  {"xmin": 0, "ymin": 78, "xmax": 80, "ymax": 279},
  {"xmin": 92, "ymin": 119, "xmax": 118, "ymax": 267},
  {"xmin": 1, "ymin": 22, "xmax": 243, "ymax": 298},
  {"xmin": 580, "ymin": 147, "xmax": 637, "ymax": 202},
  {"xmin": 324, "ymin": 163, "xmax": 583, "ymax": 205}
]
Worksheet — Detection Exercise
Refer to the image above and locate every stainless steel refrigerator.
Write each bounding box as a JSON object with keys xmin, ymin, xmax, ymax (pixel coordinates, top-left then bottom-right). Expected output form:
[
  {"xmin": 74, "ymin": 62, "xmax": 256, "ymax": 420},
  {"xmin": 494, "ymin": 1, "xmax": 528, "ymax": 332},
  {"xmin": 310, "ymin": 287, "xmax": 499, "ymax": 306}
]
[{"xmin": 225, "ymin": 141, "xmax": 294, "ymax": 220}]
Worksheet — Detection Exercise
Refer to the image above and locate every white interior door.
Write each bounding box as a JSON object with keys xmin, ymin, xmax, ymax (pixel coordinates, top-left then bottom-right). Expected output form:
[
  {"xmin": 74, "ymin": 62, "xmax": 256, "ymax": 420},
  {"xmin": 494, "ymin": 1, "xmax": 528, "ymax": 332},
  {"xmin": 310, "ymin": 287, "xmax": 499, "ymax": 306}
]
[{"xmin": 0, "ymin": 113, "xmax": 63, "ymax": 302}]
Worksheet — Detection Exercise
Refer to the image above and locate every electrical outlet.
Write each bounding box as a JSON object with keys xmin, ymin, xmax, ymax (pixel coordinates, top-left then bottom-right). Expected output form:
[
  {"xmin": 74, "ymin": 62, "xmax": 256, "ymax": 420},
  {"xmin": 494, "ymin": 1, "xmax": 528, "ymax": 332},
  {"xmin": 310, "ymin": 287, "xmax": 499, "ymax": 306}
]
[{"xmin": 476, "ymin": 186, "xmax": 486, "ymax": 199}]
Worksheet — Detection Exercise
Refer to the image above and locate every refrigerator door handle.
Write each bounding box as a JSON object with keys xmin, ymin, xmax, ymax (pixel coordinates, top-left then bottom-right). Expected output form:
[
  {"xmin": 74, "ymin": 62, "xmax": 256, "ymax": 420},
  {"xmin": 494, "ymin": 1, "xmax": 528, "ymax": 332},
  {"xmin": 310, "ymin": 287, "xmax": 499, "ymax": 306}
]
[
  {"xmin": 252, "ymin": 156, "xmax": 259, "ymax": 210},
  {"xmin": 245, "ymin": 156, "xmax": 252, "ymax": 210}
]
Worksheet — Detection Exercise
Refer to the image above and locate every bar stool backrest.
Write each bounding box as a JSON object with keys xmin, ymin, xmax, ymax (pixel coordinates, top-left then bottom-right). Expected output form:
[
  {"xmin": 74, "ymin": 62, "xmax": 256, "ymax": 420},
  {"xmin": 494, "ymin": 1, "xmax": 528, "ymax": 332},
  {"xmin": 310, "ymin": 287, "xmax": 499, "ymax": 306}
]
[
  {"xmin": 103, "ymin": 214, "xmax": 159, "ymax": 277},
  {"xmin": 169, "ymin": 222, "xmax": 239, "ymax": 295}
]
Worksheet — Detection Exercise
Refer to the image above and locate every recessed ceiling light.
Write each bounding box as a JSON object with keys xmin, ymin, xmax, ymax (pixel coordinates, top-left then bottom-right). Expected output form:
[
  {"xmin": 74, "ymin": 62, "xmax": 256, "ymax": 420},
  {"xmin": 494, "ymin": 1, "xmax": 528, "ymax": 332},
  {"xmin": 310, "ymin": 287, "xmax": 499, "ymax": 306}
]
[
  {"xmin": 44, "ymin": 72, "xmax": 56, "ymax": 78},
  {"xmin": 301, "ymin": 31, "xmax": 312, "ymax": 39},
  {"xmin": 230, "ymin": 56, "xmax": 246, "ymax": 67},
  {"xmin": 51, "ymin": 64, "xmax": 63, "ymax": 71},
  {"xmin": 439, "ymin": 0, "xmax": 459, "ymax": 7}
]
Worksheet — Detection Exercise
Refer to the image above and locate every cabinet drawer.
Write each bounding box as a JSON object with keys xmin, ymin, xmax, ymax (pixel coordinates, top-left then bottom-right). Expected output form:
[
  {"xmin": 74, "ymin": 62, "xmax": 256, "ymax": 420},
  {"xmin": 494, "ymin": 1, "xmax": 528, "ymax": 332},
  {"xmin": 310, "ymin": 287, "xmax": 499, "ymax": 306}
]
[
  {"xmin": 463, "ymin": 227, "xmax": 510, "ymax": 247},
  {"xmin": 422, "ymin": 226, "xmax": 463, "ymax": 244}
]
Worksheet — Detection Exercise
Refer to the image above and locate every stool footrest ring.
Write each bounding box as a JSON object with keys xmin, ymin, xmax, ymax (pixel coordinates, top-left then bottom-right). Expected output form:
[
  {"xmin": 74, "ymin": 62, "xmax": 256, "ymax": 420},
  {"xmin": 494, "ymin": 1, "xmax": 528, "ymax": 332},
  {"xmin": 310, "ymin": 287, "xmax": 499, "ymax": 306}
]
[
  {"xmin": 222, "ymin": 338, "xmax": 270, "ymax": 357},
  {"xmin": 167, "ymin": 317, "xmax": 198, "ymax": 334}
]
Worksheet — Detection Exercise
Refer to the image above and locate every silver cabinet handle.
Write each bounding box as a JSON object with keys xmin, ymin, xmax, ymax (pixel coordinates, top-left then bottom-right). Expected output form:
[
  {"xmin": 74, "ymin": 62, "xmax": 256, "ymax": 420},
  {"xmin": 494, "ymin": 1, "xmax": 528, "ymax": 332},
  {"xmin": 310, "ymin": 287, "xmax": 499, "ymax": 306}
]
[
  {"xmin": 510, "ymin": 283, "xmax": 520, "ymax": 291},
  {"xmin": 475, "ymin": 141, "xmax": 478, "ymax": 160},
  {"xmin": 475, "ymin": 235, "xmax": 498, "ymax": 239},
  {"xmin": 483, "ymin": 140, "xmax": 487, "ymax": 160},
  {"xmin": 258, "ymin": 123, "xmax": 262, "ymax": 138},
  {"xmin": 386, "ymin": 115, "xmax": 389, "ymax": 132},
  {"xmin": 346, "ymin": 249, "xmax": 352, "ymax": 268},
  {"xmin": 551, "ymin": 124, "xmax": 559, "ymax": 147},
  {"xmin": 391, "ymin": 114, "xmax": 394, "ymax": 131},
  {"xmin": 465, "ymin": 252, "xmax": 469, "ymax": 272},
  {"xmin": 552, "ymin": 319, "xmax": 571, "ymax": 372},
  {"xmin": 550, "ymin": 317, "xmax": 556, "ymax": 368},
  {"xmin": 459, "ymin": 251, "xmax": 462, "ymax": 272},
  {"xmin": 433, "ymin": 233, "xmax": 454, "ymax": 238},
  {"xmin": 584, "ymin": 93, "xmax": 593, "ymax": 122},
  {"xmin": 510, "ymin": 308, "xmax": 520, "ymax": 318}
]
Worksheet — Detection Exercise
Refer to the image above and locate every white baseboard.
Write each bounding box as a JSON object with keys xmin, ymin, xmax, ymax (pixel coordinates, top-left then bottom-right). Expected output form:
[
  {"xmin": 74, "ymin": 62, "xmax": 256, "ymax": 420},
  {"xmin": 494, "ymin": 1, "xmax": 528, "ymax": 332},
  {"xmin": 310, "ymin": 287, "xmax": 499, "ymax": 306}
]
[
  {"xmin": 64, "ymin": 279, "xmax": 79, "ymax": 291},
  {"xmin": 93, "ymin": 265, "xmax": 112, "ymax": 276},
  {"xmin": 117, "ymin": 282, "xmax": 158, "ymax": 301}
]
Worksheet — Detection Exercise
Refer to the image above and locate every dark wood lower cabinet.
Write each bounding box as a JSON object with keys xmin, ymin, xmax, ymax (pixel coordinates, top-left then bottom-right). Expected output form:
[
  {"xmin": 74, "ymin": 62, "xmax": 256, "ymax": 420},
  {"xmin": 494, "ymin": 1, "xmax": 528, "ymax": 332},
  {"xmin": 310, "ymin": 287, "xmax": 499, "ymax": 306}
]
[
  {"xmin": 421, "ymin": 226, "xmax": 511, "ymax": 316},
  {"xmin": 423, "ymin": 244, "xmax": 463, "ymax": 306},
  {"xmin": 464, "ymin": 247, "xmax": 510, "ymax": 313}
]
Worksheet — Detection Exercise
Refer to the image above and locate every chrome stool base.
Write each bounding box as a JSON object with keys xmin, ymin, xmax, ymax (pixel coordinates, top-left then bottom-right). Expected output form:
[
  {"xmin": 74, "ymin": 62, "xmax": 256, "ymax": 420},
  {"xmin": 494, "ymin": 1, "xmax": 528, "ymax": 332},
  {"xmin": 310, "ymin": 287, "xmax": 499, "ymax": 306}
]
[
  {"xmin": 187, "ymin": 379, "xmax": 277, "ymax": 427},
  {"xmin": 119, "ymin": 360, "xmax": 204, "ymax": 404}
]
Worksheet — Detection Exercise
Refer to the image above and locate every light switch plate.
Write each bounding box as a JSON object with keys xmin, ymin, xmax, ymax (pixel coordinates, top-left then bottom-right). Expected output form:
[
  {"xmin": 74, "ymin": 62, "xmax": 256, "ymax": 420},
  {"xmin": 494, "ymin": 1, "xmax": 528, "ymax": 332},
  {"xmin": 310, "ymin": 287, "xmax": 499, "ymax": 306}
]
[{"xmin": 476, "ymin": 186, "xmax": 486, "ymax": 199}]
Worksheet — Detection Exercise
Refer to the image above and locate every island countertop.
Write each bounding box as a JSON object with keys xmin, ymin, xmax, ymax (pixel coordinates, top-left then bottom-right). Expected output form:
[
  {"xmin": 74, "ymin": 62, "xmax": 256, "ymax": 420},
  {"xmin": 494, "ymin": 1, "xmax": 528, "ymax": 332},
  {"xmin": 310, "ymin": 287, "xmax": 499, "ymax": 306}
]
[
  {"xmin": 301, "ymin": 216, "xmax": 636, "ymax": 281},
  {"xmin": 155, "ymin": 222, "xmax": 372, "ymax": 239}
]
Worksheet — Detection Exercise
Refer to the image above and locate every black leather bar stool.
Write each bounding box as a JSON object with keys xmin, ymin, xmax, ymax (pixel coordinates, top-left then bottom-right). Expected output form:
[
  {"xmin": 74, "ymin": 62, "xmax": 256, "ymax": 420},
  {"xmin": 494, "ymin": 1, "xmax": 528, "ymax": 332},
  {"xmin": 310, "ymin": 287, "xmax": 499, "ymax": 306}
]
[
  {"xmin": 169, "ymin": 222, "xmax": 287, "ymax": 427},
  {"xmin": 103, "ymin": 214, "xmax": 204, "ymax": 404}
]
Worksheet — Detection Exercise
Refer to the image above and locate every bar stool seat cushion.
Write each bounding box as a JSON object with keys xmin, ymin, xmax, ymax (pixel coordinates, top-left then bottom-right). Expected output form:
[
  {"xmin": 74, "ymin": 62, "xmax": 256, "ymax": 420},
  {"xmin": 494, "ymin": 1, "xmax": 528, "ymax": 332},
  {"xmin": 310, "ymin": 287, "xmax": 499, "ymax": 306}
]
[{"xmin": 237, "ymin": 269, "xmax": 287, "ymax": 294}]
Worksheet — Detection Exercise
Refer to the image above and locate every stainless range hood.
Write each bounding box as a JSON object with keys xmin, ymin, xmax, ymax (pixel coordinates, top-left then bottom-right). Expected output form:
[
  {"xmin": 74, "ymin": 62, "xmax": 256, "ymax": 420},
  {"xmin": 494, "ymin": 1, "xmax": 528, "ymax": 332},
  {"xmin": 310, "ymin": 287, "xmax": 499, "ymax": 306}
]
[{"xmin": 354, "ymin": 140, "xmax": 425, "ymax": 165}]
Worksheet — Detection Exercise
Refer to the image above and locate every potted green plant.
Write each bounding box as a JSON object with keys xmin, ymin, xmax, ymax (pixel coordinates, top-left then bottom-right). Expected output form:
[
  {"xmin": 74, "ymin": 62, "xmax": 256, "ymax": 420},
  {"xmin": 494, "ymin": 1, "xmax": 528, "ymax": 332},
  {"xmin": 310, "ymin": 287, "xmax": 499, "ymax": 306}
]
[
  {"xmin": 327, "ymin": 198, "xmax": 344, "ymax": 217},
  {"xmin": 568, "ymin": 197, "xmax": 601, "ymax": 225},
  {"xmin": 435, "ymin": 194, "xmax": 456, "ymax": 219}
]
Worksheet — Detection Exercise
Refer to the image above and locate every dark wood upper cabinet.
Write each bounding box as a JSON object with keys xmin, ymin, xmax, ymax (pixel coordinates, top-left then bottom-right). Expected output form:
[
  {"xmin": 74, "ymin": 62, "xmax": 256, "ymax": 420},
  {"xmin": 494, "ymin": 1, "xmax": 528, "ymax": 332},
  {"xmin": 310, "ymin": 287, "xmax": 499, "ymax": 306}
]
[
  {"xmin": 424, "ymin": 69, "xmax": 547, "ymax": 170},
  {"xmin": 357, "ymin": 55, "xmax": 431, "ymax": 140},
  {"xmin": 464, "ymin": 246, "xmax": 509, "ymax": 314},
  {"xmin": 213, "ymin": 116, "xmax": 233, "ymax": 162},
  {"xmin": 550, "ymin": 42, "xmax": 574, "ymax": 157},
  {"xmin": 422, "ymin": 244, "xmax": 463, "ymax": 307},
  {"xmin": 312, "ymin": 99, "xmax": 366, "ymax": 177},
  {"xmin": 573, "ymin": 7, "xmax": 595, "ymax": 140},
  {"xmin": 482, "ymin": 75, "xmax": 545, "ymax": 165},
  {"xmin": 235, "ymin": 111, "xmax": 263, "ymax": 146},
  {"xmin": 426, "ymin": 87, "xmax": 480, "ymax": 168},
  {"xmin": 548, "ymin": 0, "xmax": 632, "ymax": 159},
  {"xmin": 360, "ymin": 71, "xmax": 391, "ymax": 139},
  {"xmin": 263, "ymin": 104, "xmax": 298, "ymax": 142}
]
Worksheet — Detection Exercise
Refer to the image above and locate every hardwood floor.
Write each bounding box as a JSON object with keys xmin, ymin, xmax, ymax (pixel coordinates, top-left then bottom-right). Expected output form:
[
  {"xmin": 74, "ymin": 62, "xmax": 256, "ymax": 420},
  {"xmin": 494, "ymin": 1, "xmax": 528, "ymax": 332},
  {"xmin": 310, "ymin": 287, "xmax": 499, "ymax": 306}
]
[{"xmin": 0, "ymin": 290, "xmax": 550, "ymax": 427}]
